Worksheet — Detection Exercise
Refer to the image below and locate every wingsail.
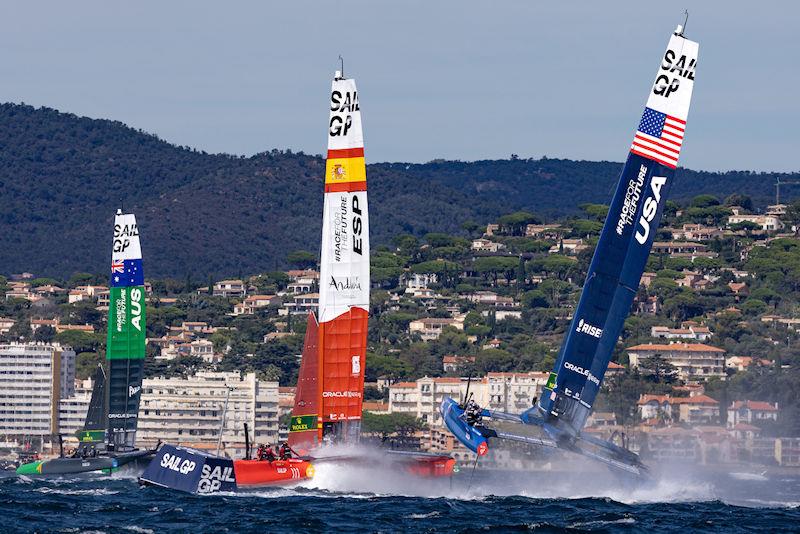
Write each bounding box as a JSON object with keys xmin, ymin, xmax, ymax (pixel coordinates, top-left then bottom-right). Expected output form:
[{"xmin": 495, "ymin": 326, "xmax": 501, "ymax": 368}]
[
  {"xmin": 289, "ymin": 69, "xmax": 370, "ymax": 446},
  {"xmin": 538, "ymin": 27, "xmax": 698, "ymax": 437},
  {"xmin": 441, "ymin": 23, "xmax": 699, "ymax": 475},
  {"xmin": 106, "ymin": 209, "xmax": 147, "ymax": 451}
]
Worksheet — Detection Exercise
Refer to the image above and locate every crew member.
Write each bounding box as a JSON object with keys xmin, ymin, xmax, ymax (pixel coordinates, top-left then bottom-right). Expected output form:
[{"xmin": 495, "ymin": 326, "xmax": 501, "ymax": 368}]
[
  {"xmin": 279, "ymin": 442, "xmax": 295, "ymax": 460},
  {"xmin": 464, "ymin": 399, "xmax": 482, "ymax": 426}
]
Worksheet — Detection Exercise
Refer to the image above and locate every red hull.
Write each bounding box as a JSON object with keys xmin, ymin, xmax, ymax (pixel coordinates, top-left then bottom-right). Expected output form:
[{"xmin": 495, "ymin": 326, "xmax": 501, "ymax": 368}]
[
  {"xmin": 403, "ymin": 456, "xmax": 456, "ymax": 478},
  {"xmin": 233, "ymin": 458, "xmax": 314, "ymax": 486}
]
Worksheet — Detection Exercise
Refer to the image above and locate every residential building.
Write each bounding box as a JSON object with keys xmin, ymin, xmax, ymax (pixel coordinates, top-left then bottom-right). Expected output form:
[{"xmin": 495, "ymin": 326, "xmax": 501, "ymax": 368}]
[
  {"xmin": 0, "ymin": 342, "xmax": 76, "ymax": 437},
  {"xmin": 137, "ymin": 371, "xmax": 279, "ymax": 456},
  {"xmin": 58, "ymin": 377, "xmax": 94, "ymax": 438},
  {"xmin": 0, "ymin": 317, "xmax": 15, "ymax": 334},
  {"xmin": 525, "ymin": 224, "xmax": 564, "ymax": 240},
  {"xmin": 233, "ymin": 295, "xmax": 276, "ymax": 316},
  {"xmin": 627, "ymin": 342, "xmax": 726, "ymax": 380},
  {"xmin": 727, "ymin": 400, "xmax": 779, "ymax": 428},
  {"xmin": 651, "ymin": 241, "xmax": 708, "ymax": 255},
  {"xmin": 280, "ymin": 293, "xmax": 319, "ymax": 315},
  {"xmin": 637, "ymin": 394, "xmax": 673, "ymax": 422},
  {"xmin": 484, "ymin": 372, "xmax": 548, "ymax": 414},
  {"xmin": 408, "ymin": 316, "xmax": 465, "ymax": 341},
  {"xmin": 650, "ymin": 324, "xmax": 712, "ymax": 341},
  {"xmin": 673, "ymin": 395, "xmax": 720, "ymax": 425},
  {"xmin": 442, "ymin": 355, "xmax": 475, "ymax": 373},
  {"xmin": 213, "ymin": 279, "xmax": 246, "ymax": 298},
  {"xmin": 548, "ymin": 238, "xmax": 588, "ymax": 255},
  {"xmin": 471, "ymin": 239, "xmax": 506, "ymax": 253},
  {"xmin": 727, "ymin": 212, "xmax": 784, "ymax": 232},
  {"xmin": 725, "ymin": 356, "xmax": 772, "ymax": 372}
]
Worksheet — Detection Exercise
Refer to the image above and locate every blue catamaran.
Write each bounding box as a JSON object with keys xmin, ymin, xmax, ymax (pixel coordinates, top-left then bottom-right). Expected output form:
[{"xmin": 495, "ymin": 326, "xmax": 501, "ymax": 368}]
[{"xmin": 441, "ymin": 22, "xmax": 699, "ymax": 476}]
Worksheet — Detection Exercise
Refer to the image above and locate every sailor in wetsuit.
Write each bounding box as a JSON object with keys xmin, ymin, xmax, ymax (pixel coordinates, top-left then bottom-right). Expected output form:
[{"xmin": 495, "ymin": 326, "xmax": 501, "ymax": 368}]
[
  {"xmin": 258, "ymin": 444, "xmax": 277, "ymax": 461},
  {"xmin": 278, "ymin": 442, "xmax": 295, "ymax": 460},
  {"xmin": 464, "ymin": 399, "xmax": 482, "ymax": 426}
]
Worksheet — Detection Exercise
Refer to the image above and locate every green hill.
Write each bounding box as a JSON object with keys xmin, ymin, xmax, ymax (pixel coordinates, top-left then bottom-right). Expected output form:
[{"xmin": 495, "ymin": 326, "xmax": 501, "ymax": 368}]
[{"xmin": 0, "ymin": 103, "xmax": 796, "ymax": 278}]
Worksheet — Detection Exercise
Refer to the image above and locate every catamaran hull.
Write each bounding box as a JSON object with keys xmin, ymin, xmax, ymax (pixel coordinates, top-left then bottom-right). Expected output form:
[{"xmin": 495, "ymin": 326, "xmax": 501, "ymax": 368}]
[
  {"xmin": 139, "ymin": 444, "xmax": 314, "ymax": 494},
  {"xmin": 15, "ymin": 450, "xmax": 154, "ymax": 475}
]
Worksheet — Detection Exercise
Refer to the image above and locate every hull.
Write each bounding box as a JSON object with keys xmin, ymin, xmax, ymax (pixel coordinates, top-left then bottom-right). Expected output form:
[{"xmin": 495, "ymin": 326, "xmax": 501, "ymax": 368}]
[
  {"xmin": 233, "ymin": 459, "xmax": 314, "ymax": 486},
  {"xmin": 16, "ymin": 449, "xmax": 153, "ymax": 475},
  {"xmin": 139, "ymin": 444, "xmax": 314, "ymax": 494}
]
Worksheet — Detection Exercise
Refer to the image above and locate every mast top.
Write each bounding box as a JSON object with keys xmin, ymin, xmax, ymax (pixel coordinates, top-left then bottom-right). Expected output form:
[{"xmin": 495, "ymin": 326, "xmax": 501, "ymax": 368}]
[
  {"xmin": 675, "ymin": 9, "xmax": 688, "ymax": 36},
  {"xmin": 116, "ymin": 208, "xmax": 123, "ymax": 215},
  {"xmin": 334, "ymin": 55, "xmax": 344, "ymax": 80}
]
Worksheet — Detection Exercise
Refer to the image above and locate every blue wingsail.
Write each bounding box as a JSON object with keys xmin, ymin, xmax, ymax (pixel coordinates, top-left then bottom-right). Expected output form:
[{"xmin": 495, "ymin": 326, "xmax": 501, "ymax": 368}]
[{"xmin": 538, "ymin": 28, "xmax": 699, "ymax": 438}]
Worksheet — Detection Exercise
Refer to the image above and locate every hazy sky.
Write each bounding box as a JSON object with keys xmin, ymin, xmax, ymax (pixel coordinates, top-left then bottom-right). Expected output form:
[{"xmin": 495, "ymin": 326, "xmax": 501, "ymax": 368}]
[{"xmin": 0, "ymin": 1, "xmax": 797, "ymax": 172}]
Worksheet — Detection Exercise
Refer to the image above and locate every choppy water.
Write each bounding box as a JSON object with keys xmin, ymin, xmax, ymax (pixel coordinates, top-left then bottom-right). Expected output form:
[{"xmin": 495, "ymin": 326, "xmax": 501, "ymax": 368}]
[{"xmin": 2, "ymin": 462, "xmax": 799, "ymax": 533}]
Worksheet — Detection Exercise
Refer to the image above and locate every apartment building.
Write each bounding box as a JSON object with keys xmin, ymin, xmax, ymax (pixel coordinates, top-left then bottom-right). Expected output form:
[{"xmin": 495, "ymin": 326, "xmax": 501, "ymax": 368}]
[
  {"xmin": 137, "ymin": 371, "xmax": 279, "ymax": 457},
  {"xmin": 627, "ymin": 342, "xmax": 726, "ymax": 381},
  {"xmin": 0, "ymin": 342, "xmax": 76, "ymax": 437}
]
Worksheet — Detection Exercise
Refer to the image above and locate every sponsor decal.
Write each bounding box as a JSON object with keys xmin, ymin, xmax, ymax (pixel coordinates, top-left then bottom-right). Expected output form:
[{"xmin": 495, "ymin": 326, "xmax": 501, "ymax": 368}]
[
  {"xmin": 333, "ymin": 195, "xmax": 349, "ymax": 262},
  {"xmin": 290, "ymin": 414, "xmax": 317, "ymax": 432},
  {"xmin": 322, "ymin": 391, "xmax": 362, "ymax": 398},
  {"xmin": 634, "ymin": 175, "xmax": 667, "ymax": 244},
  {"xmin": 115, "ymin": 288, "xmax": 127, "ymax": 333},
  {"xmin": 113, "ymin": 222, "xmax": 138, "ymax": 253},
  {"xmin": 575, "ymin": 318, "xmax": 603, "ymax": 339},
  {"xmin": 616, "ymin": 164, "xmax": 647, "ymax": 236},
  {"xmin": 477, "ymin": 442, "xmax": 489, "ymax": 456},
  {"xmin": 654, "ymin": 47, "xmax": 696, "ymax": 98},
  {"xmin": 545, "ymin": 372, "xmax": 558, "ymax": 390},
  {"xmin": 351, "ymin": 355, "xmax": 361, "ymax": 375},
  {"xmin": 160, "ymin": 452, "xmax": 197, "ymax": 475},
  {"xmin": 108, "ymin": 412, "xmax": 137, "ymax": 419},
  {"xmin": 564, "ymin": 361, "xmax": 600, "ymax": 386},
  {"xmin": 128, "ymin": 385, "xmax": 141, "ymax": 397},
  {"xmin": 328, "ymin": 276, "xmax": 362, "ymax": 292},
  {"xmin": 197, "ymin": 463, "xmax": 235, "ymax": 494}
]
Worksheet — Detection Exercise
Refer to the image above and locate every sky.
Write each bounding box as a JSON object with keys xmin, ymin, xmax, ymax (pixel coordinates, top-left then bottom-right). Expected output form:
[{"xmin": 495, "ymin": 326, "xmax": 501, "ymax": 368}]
[{"xmin": 0, "ymin": 1, "xmax": 797, "ymax": 172}]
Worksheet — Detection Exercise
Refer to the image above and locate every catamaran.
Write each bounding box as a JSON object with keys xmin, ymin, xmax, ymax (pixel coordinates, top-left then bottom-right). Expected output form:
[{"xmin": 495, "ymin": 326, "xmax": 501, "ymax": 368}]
[
  {"xmin": 17, "ymin": 209, "xmax": 154, "ymax": 475},
  {"xmin": 441, "ymin": 21, "xmax": 699, "ymax": 476},
  {"xmin": 287, "ymin": 66, "xmax": 454, "ymax": 477}
]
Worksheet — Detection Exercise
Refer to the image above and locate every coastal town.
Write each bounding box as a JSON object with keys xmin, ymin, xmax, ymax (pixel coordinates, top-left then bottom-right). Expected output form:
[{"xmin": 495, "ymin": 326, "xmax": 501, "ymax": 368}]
[{"xmin": 1, "ymin": 197, "xmax": 799, "ymax": 470}]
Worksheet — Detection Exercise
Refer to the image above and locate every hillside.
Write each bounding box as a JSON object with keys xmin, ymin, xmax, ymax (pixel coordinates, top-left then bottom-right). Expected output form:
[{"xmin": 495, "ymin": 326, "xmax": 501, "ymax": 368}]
[{"xmin": 0, "ymin": 103, "xmax": 797, "ymax": 278}]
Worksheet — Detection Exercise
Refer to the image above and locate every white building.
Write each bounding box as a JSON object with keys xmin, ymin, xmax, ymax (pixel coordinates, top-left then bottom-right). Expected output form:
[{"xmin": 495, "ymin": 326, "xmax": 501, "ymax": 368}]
[
  {"xmin": 627, "ymin": 343, "xmax": 726, "ymax": 381},
  {"xmin": 137, "ymin": 371, "xmax": 279, "ymax": 457},
  {"xmin": 233, "ymin": 295, "xmax": 276, "ymax": 316},
  {"xmin": 388, "ymin": 373, "xmax": 546, "ymax": 428},
  {"xmin": 58, "ymin": 377, "xmax": 94, "ymax": 437},
  {"xmin": 0, "ymin": 342, "xmax": 76, "ymax": 437},
  {"xmin": 213, "ymin": 279, "xmax": 247, "ymax": 298}
]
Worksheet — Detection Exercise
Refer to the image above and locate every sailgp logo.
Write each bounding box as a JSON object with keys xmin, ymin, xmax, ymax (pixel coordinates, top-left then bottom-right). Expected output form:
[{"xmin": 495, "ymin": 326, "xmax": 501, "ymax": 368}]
[
  {"xmin": 564, "ymin": 361, "xmax": 600, "ymax": 386},
  {"xmin": 128, "ymin": 385, "xmax": 141, "ymax": 397},
  {"xmin": 576, "ymin": 319, "xmax": 603, "ymax": 339}
]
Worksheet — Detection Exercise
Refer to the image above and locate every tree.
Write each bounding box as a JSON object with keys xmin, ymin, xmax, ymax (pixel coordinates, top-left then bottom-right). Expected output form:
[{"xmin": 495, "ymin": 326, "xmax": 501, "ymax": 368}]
[
  {"xmin": 579, "ymin": 203, "xmax": 610, "ymax": 221},
  {"xmin": 497, "ymin": 211, "xmax": 540, "ymax": 236},
  {"xmin": 286, "ymin": 250, "xmax": 317, "ymax": 270},
  {"xmin": 638, "ymin": 354, "xmax": 679, "ymax": 386},
  {"xmin": 724, "ymin": 193, "xmax": 754, "ymax": 212},
  {"xmin": 33, "ymin": 325, "xmax": 55, "ymax": 343},
  {"xmin": 361, "ymin": 412, "xmax": 425, "ymax": 440},
  {"xmin": 691, "ymin": 194, "xmax": 720, "ymax": 208},
  {"xmin": 473, "ymin": 256, "xmax": 519, "ymax": 286}
]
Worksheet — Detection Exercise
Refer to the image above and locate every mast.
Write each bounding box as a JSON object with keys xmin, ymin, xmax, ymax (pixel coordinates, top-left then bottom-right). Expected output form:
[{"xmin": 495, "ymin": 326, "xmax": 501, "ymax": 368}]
[
  {"xmin": 539, "ymin": 25, "xmax": 699, "ymax": 436},
  {"xmin": 106, "ymin": 209, "xmax": 146, "ymax": 451}
]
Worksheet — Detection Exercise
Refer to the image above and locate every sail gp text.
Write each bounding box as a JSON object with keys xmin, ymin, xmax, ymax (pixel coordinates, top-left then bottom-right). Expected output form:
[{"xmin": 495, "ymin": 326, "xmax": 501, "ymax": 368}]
[{"xmin": 332, "ymin": 194, "xmax": 364, "ymax": 262}]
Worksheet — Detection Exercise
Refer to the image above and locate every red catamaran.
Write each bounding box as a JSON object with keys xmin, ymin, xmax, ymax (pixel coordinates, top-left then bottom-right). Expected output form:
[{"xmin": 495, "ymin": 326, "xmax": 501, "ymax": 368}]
[{"xmin": 288, "ymin": 67, "xmax": 454, "ymax": 478}]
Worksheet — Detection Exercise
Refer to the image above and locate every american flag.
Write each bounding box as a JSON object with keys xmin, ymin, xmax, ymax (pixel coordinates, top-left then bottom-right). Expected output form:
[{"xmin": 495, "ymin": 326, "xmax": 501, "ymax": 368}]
[
  {"xmin": 111, "ymin": 260, "xmax": 124, "ymax": 273},
  {"xmin": 630, "ymin": 107, "xmax": 686, "ymax": 169}
]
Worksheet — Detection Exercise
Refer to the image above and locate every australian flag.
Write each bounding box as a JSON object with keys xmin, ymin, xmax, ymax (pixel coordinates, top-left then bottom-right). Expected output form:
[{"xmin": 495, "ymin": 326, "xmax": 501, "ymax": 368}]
[{"xmin": 111, "ymin": 259, "xmax": 144, "ymax": 287}]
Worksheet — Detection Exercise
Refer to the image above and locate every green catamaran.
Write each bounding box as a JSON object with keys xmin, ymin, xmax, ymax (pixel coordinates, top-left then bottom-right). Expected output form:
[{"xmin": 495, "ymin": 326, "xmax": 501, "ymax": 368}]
[{"xmin": 17, "ymin": 209, "xmax": 153, "ymax": 475}]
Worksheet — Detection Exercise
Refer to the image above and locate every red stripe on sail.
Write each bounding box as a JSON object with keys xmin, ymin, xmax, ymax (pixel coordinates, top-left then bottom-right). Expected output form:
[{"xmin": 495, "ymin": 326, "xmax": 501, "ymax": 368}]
[
  {"xmin": 327, "ymin": 147, "xmax": 365, "ymax": 159},
  {"xmin": 325, "ymin": 181, "xmax": 367, "ymax": 193}
]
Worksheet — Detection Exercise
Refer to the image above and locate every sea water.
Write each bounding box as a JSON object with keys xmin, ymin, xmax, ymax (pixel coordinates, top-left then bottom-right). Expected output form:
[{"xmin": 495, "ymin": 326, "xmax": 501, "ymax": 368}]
[{"xmin": 2, "ymin": 465, "xmax": 799, "ymax": 533}]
